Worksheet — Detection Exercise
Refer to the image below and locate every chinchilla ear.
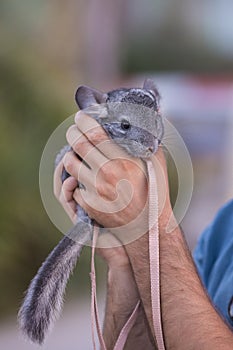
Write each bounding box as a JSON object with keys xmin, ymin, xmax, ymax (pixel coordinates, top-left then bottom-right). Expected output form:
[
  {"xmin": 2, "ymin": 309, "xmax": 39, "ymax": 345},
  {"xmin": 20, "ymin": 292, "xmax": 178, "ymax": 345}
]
[
  {"xmin": 143, "ymin": 78, "xmax": 161, "ymax": 101},
  {"xmin": 75, "ymin": 85, "xmax": 107, "ymax": 109}
]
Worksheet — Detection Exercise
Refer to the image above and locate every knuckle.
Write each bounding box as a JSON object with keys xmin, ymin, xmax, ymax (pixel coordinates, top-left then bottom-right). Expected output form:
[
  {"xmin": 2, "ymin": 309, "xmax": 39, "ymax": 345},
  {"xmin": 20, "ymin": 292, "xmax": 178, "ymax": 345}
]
[
  {"xmin": 99, "ymin": 163, "xmax": 116, "ymax": 182},
  {"xmin": 72, "ymin": 138, "xmax": 86, "ymax": 154},
  {"xmin": 90, "ymin": 129, "xmax": 108, "ymax": 145},
  {"xmin": 65, "ymin": 161, "xmax": 74, "ymax": 175},
  {"xmin": 96, "ymin": 180, "xmax": 116, "ymax": 201},
  {"xmin": 65, "ymin": 125, "xmax": 76, "ymax": 143},
  {"xmin": 66, "ymin": 124, "xmax": 84, "ymax": 151},
  {"xmin": 87, "ymin": 130, "xmax": 100, "ymax": 144},
  {"xmin": 96, "ymin": 181, "xmax": 105, "ymax": 196},
  {"xmin": 99, "ymin": 162, "xmax": 109, "ymax": 175},
  {"xmin": 63, "ymin": 153, "xmax": 75, "ymax": 174},
  {"xmin": 75, "ymin": 111, "xmax": 86, "ymax": 124}
]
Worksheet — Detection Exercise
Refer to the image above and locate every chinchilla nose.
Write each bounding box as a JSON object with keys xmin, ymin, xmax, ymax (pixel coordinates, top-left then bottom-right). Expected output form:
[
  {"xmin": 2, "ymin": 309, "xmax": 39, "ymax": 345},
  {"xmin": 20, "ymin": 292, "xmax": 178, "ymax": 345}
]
[{"xmin": 148, "ymin": 140, "xmax": 158, "ymax": 154}]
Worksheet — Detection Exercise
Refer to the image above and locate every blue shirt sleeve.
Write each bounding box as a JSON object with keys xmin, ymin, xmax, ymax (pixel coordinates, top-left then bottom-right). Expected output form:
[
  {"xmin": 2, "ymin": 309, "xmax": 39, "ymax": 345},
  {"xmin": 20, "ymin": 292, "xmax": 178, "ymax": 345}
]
[{"xmin": 193, "ymin": 199, "xmax": 233, "ymax": 327}]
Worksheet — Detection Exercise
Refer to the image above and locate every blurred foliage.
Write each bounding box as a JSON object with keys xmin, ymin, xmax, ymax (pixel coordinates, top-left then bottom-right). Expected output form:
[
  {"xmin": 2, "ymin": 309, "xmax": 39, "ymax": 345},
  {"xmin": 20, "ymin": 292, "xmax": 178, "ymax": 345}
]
[
  {"xmin": 0, "ymin": 51, "xmax": 178, "ymax": 319},
  {"xmin": 3, "ymin": 0, "xmax": 228, "ymax": 321},
  {"xmin": 0, "ymin": 40, "xmax": 177, "ymax": 320},
  {"xmin": 0, "ymin": 50, "xmax": 94, "ymax": 317},
  {"xmin": 123, "ymin": 33, "xmax": 233, "ymax": 74}
]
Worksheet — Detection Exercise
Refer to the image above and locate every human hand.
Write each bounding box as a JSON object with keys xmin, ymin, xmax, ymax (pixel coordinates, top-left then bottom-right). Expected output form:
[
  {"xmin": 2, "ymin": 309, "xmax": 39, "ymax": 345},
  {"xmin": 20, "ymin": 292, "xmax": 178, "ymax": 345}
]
[
  {"xmin": 54, "ymin": 158, "xmax": 131, "ymax": 269},
  {"xmin": 53, "ymin": 110, "xmax": 170, "ymax": 258},
  {"xmin": 61, "ymin": 111, "xmax": 151, "ymax": 232},
  {"xmin": 53, "ymin": 118, "xmax": 131, "ymax": 267}
]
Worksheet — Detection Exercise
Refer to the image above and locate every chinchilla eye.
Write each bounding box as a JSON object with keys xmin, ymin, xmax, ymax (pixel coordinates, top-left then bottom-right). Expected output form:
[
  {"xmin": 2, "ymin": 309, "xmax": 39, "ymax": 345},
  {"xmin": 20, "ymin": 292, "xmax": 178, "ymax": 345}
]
[{"xmin": 120, "ymin": 119, "xmax": 131, "ymax": 130}]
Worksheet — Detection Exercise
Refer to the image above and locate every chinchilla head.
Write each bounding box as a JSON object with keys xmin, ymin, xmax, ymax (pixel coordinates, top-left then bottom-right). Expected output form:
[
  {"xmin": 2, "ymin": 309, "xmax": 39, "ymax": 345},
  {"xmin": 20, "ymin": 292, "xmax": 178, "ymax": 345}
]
[{"xmin": 75, "ymin": 79, "xmax": 163, "ymax": 158}]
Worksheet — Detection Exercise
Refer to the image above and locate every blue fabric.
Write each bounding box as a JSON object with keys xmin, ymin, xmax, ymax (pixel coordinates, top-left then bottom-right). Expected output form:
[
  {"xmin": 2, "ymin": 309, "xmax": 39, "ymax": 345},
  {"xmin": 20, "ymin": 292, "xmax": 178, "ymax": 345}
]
[{"xmin": 193, "ymin": 199, "xmax": 233, "ymax": 327}]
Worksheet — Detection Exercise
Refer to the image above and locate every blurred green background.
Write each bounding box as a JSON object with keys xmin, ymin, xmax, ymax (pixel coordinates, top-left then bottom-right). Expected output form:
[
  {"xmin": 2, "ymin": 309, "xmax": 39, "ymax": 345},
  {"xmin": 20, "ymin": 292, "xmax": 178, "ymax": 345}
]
[{"xmin": 1, "ymin": 1, "xmax": 233, "ymax": 349}]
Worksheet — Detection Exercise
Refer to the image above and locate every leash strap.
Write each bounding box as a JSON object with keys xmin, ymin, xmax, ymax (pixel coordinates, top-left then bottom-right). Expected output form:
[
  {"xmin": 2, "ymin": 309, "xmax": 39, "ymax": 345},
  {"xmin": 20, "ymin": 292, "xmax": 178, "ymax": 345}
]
[
  {"xmin": 113, "ymin": 300, "xmax": 140, "ymax": 350},
  {"xmin": 90, "ymin": 158, "xmax": 166, "ymax": 350},
  {"xmin": 90, "ymin": 224, "xmax": 107, "ymax": 350},
  {"xmin": 90, "ymin": 224, "xmax": 140, "ymax": 350},
  {"xmin": 147, "ymin": 159, "xmax": 166, "ymax": 350}
]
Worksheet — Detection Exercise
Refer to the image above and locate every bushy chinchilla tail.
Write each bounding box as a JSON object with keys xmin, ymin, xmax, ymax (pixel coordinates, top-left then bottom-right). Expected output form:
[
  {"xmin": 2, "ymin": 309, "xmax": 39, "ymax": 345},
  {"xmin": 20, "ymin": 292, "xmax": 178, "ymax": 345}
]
[{"xmin": 18, "ymin": 222, "xmax": 91, "ymax": 344}]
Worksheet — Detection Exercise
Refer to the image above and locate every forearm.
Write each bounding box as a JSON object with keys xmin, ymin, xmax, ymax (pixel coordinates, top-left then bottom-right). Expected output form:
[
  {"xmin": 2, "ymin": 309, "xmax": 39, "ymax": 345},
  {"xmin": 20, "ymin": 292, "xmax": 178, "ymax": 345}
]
[
  {"xmin": 103, "ymin": 265, "xmax": 155, "ymax": 350},
  {"xmin": 160, "ymin": 225, "xmax": 233, "ymax": 349},
  {"xmin": 124, "ymin": 233, "xmax": 155, "ymax": 340},
  {"xmin": 126, "ymin": 216, "xmax": 233, "ymax": 349}
]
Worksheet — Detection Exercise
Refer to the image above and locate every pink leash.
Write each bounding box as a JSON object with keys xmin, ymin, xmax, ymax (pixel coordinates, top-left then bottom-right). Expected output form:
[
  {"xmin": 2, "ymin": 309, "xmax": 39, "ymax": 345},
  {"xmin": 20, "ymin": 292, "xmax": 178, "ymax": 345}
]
[
  {"xmin": 90, "ymin": 224, "xmax": 140, "ymax": 350},
  {"xmin": 90, "ymin": 158, "xmax": 166, "ymax": 350},
  {"xmin": 147, "ymin": 159, "xmax": 166, "ymax": 350},
  {"xmin": 90, "ymin": 224, "xmax": 106, "ymax": 350}
]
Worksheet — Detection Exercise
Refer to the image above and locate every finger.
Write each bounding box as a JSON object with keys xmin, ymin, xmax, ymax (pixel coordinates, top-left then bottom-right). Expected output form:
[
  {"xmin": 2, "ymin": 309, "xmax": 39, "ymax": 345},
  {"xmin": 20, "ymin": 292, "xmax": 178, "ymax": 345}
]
[
  {"xmin": 73, "ymin": 186, "xmax": 121, "ymax": 225},
  {"xmin": 74, "ymin": 111, "xmax": 131, "ymax": 160},
  {"xmin": 62, "ymin": 176, "xmax": 78, "ymax": 202},
  {"xmin": 63, "ymin": 151, "xmax": 94, "ymax": 187},
  {"xmin": 66, "ymin": 124, "xmax": 108, "ymax": 168},
  {"xmin": 73, "ymin": 187, "xmax": 91, "ymax": 215},
  {"xmin": 59, "ymin": 178, "xmax": 78, "ymax": 223},
  {"xmin": 75, "ymin": 110, "xmax": 107, "ymax": 138},
  {"xmin": 53, "ymin": 160, "xmax": 63, "ymax": 199}
]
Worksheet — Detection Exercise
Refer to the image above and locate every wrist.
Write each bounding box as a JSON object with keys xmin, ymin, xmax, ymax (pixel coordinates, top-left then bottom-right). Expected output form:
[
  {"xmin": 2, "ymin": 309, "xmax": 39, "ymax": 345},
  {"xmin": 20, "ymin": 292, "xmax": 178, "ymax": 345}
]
[
  {"xmin": 96, "ymin": 233, "xmax": 131, "ymax": 269},
  {"xmin": 107, "ymin": 255, "xmax": 131, "ymax": 272},
  {"xmin": 158, "ymin": 197, "xmax": 178, "ymax": 235},
  {"xmin": 107, "ymin": 263, "xmax": 139, "ymax": 314}
]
